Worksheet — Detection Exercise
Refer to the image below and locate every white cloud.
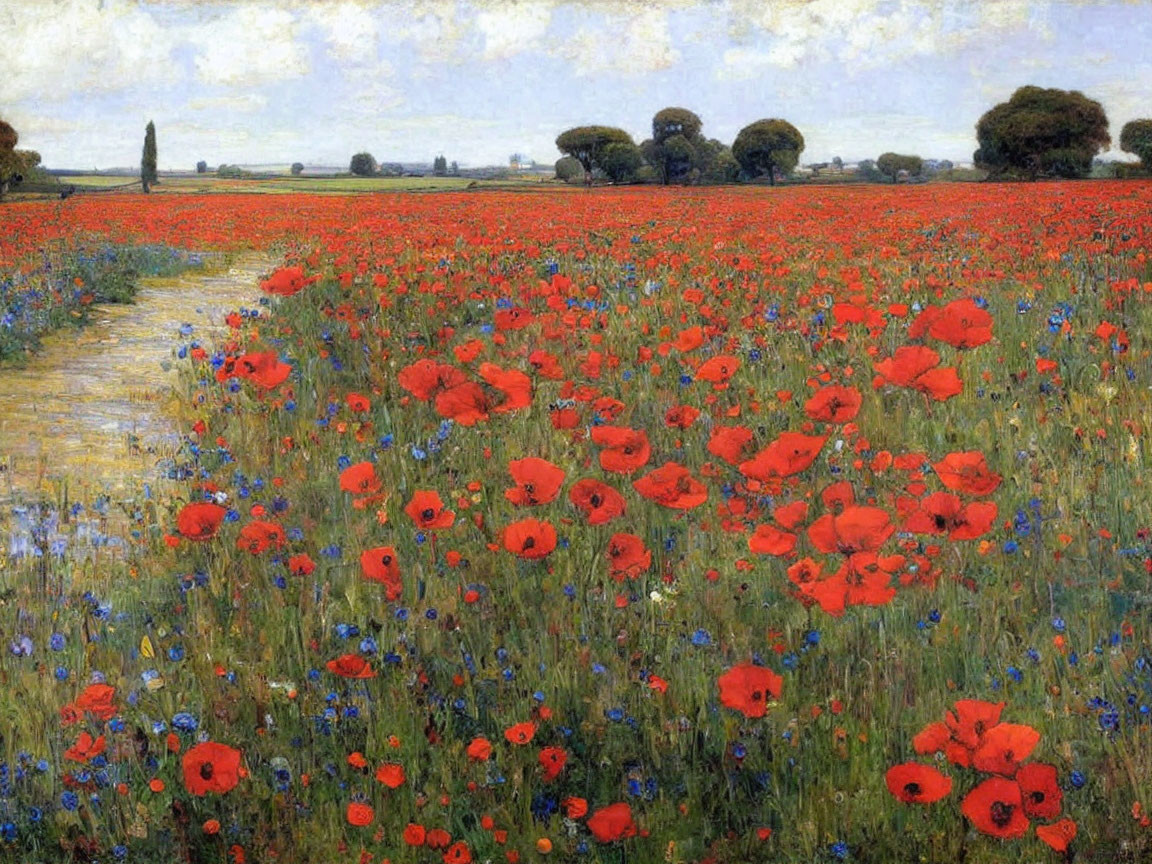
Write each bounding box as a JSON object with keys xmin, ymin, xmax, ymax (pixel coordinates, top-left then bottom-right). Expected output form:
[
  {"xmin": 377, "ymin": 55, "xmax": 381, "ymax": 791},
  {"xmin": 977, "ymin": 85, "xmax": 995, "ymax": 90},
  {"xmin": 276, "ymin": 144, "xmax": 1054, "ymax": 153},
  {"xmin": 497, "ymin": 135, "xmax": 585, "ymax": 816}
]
[
  {"xmin": 0, "ymin": 0, "xmax": 178, "ymax": 103},
  {"xmin": 190, "ymin": 5, "xmax": 310, "ymax": 86},
  {"xmin": 560, "ymin": 7, "xmax": 681, "ymax": 76},
  {"xmin": 476, "ymin": 1, "xmax": 554, "ymax": 60},
  {"xmin": 310, "ymin": 2, "xmax": 382, "ymax": 65}
]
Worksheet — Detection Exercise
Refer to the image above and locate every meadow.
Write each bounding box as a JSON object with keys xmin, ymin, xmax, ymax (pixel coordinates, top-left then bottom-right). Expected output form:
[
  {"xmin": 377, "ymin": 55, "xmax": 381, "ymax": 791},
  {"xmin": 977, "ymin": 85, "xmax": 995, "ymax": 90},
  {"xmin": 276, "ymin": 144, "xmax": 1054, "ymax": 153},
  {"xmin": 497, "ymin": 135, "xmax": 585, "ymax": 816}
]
[{"xmin": 1, "ymin": 182, "xmax": 1152, "ymax": 864}]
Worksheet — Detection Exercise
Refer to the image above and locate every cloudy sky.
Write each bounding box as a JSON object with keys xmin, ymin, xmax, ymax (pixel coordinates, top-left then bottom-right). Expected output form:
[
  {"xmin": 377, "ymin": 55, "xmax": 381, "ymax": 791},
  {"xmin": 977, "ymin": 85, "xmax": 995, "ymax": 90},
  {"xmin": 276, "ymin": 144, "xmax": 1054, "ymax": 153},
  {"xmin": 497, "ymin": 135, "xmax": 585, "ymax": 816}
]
[{"xmin": 2, "ymin": 0, "xmax": 1150, "ymax": 169}]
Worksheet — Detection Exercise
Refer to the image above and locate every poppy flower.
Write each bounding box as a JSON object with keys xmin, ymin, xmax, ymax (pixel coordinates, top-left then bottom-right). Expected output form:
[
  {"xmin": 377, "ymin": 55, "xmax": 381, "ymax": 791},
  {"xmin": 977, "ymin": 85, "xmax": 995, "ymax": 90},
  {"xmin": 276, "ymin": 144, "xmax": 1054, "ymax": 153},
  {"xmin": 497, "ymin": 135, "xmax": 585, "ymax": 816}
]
[
  {"xmin": 74, "ymin": 683, "xmax": 117, "ymax": 720},
  {"xmin": 804, "ymin": 385, "xmax": 862, "ymax": 423},
  {"xmin": 505, "ymin": 457, "xmax": 566, "ymax": 506},
  {"xmin": 607, "ymin": 533, "xmax": 652, "ymax": 580},
  {"xmin": 586, "ymin": 802, "xmax": 638, "ymax": 843},
  {"xmin": 807, "ymin": 506, "xmax": 894, "ymax": 556},
  {"xmin": 502, "ymin": 518, "xmax": 558, "ymax": 559},
  {"xmin": 405, "ymin": 490, "xmax": 455, "ymax": 530},
  {"xmin": 708, "ymin": 425, "xmax": 754, "ymax": 465},
  {"xmin": 773, "ymin": 500, "xmax": 809, "ymax": 530},
  {"xmin": 504, "ymin": 722, "xmax": 537, "ymax": 745},
  {"xmin": 563, "ymin": 797, "xmax": 589, "ymax": 819},
  {"xmin": 494, "ymin": 306, "xmax": 533, "ymax": 330},
  {"xmin": 403, "ymin": 823, "xmax": 427, "ymax": 846},
  {"xmin": 748, "ymin": 524, "xmax": 797, "ymax": 557},
  {"xmin": 435, "ymin": 382, "xmax": 491, "ymax": 426},
  {"xmin": 591, "ymin": 426, "xmax": 651, "ymax": 474},
  {"xmin": 529, "ymin": 349, "xmax": 564, "ymax": 379},
  {"xmin": 933, "ymin": 451, "xmax": 1001, "ymax": 496},
  {"xmin": 1035, "ymin": 818, "xmax": 1077, "ymax": 852},
  {"xmin": 339, "ymin": 462, "xmax": 382, "ymax": 496},
  {"xmin": 911, "ymin": 298, "xmax": 994, "ymax": 349},
  {"xmin": 442, "ymin": 842, "xmax": 472, "ymax": 864},
  {"xmin": 569, "ymin": 479, "xmax": 626, "ymax": 524},
  {"xmin": 873, "ymin": 346, "xmax": 963, "ymax": 401},
  {"xmin": 182, "ymin": 741, "xmax": 243, "ymax": 796},
  {"xmin": 466, "ymin": 737, "xmax": 493, "ymax": 761},
  {"xmin": 971, "ymin": 723, "xmax": 1040, "ymax": 776},
  {"xmin": 346, "ymin": 802, "xmax": 375, "ymax": 827},
  {"xmin": 480, "ymin": 362, "xmax": 533, "ymax": 413},
  {"xmin": 375, "ymin": 762, "xmax": 406, "ymax": 788},
  {"xmin": 664, "ymin": 404, "xmax": 700, "ymax": 429},
  {"xmin": 633, "ymin": 462, "xmax": 708, "ymax": 510},
  {"xmin": 538, "ymin": 746, "xmax": 568, "ymax": 781},
  {"xmin": 695, "ymin": 354, "xmax": 740, "ymax": 389},
  {"xmin": 327, "ymin": 654, "xmax": 376, "ymax": 679},
  {"xmin": 360, "ymin": 546, "xmax": 402, "ymax": 599},
  {"xmin": 64, "ymin": 732, "xmax": 107, "ymax": 763},
  {"xmin": 945, "ymin": 699, "xmax": 1005, "ymax": 750},
  {"xmin": 235, "ymin": 351, "xmax": 292, "ymax": 390},
  {"xmin": 740, "ymin": 432, "xmax": 827, "ymax": 480},
  {"xmin": 398, "ymin": 359, "xmax": 468, "ymax": 401},
  {"xmin": 674, "ymin": 325, "xmax": 704, "ymax": 352},
  {"xmin": 261, "ymin": 265, "xmax": 316, "ymax": 297},
  {"xmin": 717, "ymin": 663, "xmax": 783, "ymax": 718},
  {"xmin": 902, "ymin": 493, "xmax": 997, "ymax": 540},
  {"xmin": 288, "ymin": 553, "xmax": 316, "ymax": 576},
  {"xmin": 426, "ymin": 828, "xmax": 452, "ymax": 849},
  {"xmin": 1017, "ymin": 762, "xmax": 1062, "ymax": 820},
  {"xmin": 345, "ymin": 392, "xmax": 371, "ymax": 412},
  {"xmin": 176, "ymin": 502, "xmax": 227, "ymax": 541},
  {"xmin": 962, "ymin": 777, "xmax": 1029, "ymax": 839},
  {"xmin": 884, "ymin": 762, "xmax": 953, "ymax": 804},
  {"xmin": 236, "ymin": 520, "xmax": 286, "ymax": 554},
  {"xmin": 912, "ymin": 722, "xmax": 951, "ymax": 756}
]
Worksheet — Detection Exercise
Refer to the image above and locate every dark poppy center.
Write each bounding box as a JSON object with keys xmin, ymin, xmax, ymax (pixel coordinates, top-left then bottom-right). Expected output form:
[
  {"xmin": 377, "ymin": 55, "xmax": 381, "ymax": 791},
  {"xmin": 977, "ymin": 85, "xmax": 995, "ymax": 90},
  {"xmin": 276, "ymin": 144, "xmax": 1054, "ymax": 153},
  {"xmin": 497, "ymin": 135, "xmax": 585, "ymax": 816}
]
[
  {"xmin": 990, "ymin": 801, "xmax": 1015, "ymax": 827},
  {"xmin": 522, "ymin": 536, "xmax": 536, "ymax": 550},
  {"xmin": 523, "ymin": 483, "xmax": 534, "ymax": 493},
  {"xmin": 200, "ymin": 762, "xmax": 214, "ymax": 780},
  {"xmin": 1030, "ymin": 791, "xmax": 1045, "ymax": 804},
  {"xmin": 904, "ymin": 782, "xmax": 922, "ymax": 798},
  {"xmin": 933, "ymin": 514, "xmax": 948, "ymax": 530},
  {"xmin": 751, "ymin": 690, "xmax": 763, "ymax": 701},
  {"xmin": 382, "ymin": 555, "xmax": 392, "ymax": 565},
  {"xmin": 421, "ymin": 508, "xmax": 436, "ymax": 521},
  {"xmin": 623, "ymin": 446, "xmax": 633, "ymax": 455},
  {"xmin": 590, "ymin": 494, "xmax": 602, "ymax": 508}
]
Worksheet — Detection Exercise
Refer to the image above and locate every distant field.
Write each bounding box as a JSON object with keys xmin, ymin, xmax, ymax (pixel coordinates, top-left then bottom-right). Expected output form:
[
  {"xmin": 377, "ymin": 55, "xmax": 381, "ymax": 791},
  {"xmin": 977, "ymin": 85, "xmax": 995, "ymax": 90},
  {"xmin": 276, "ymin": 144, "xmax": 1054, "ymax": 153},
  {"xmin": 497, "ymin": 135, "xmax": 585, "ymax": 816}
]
[{"xmin": 55, "ymin": 173, "xmax": 554, "ymax": 195}]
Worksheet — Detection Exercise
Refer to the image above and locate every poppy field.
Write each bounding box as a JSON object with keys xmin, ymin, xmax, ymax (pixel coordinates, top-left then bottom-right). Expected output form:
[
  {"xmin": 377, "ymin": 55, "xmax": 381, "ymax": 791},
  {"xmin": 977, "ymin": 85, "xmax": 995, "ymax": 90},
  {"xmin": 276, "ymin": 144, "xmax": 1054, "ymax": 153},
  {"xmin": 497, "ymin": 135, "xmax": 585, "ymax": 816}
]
[{"xmin": 3, "ymin": 182, "xmax": 1152, "ymax": 864}]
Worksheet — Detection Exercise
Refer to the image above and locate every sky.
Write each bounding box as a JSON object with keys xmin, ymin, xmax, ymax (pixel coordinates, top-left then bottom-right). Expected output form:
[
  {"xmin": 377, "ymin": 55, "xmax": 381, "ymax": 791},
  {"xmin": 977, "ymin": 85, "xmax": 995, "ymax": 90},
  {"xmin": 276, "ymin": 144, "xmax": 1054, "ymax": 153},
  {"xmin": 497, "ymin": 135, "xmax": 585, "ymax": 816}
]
[{"xmin": 2, "ymin": 0, "xmax": 1150, "ymax": 170}]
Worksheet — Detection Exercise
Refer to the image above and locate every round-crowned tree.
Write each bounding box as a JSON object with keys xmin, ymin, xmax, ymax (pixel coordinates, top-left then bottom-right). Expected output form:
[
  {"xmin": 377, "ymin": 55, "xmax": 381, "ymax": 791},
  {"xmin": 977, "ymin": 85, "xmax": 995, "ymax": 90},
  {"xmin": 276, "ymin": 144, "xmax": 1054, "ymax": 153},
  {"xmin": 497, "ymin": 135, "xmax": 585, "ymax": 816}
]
[
  {"xmin": 349, "ymin": 152, "xmax": 378, "ymax": 176},
  {"xmin": 732, "ymin": 119, "xmax": 805, "ymax": 185},
  {"xmin": 555, "ymin": 126, "xmax": 635, "ymax": 184},
  {"xmin": 1120, "ymin": 120, "xmax": 1152, "ymax": 171}
]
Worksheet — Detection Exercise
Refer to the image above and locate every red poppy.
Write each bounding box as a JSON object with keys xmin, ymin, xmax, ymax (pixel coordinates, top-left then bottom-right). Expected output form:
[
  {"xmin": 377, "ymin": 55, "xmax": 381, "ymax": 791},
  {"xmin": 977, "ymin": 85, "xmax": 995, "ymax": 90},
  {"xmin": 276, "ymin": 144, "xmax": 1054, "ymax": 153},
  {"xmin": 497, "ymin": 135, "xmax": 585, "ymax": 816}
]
[
  {"xmin": 569, "ymin": 479, "xmax": 626, "ymax": 524},
  {"xmin": 360, "ymin": 546, "xmax": 402, "ymax": 599},
  {"xmin": 674, "ymin": 325, "xmax": 704, "ymax": 352},
  {"xmin": 405, "ymin": 490, "xmax": 455, "ymax": 530},
  {"xmin": 773, "ymin": 500, "xmax": 809, "ymax": 530},
  {"xmin": 442, "ymin": 842, "xmax": 472, "ymax": 864},
  {"xmin": 884, "ymin": 762, "xmax": 953, "ymax": 804},
  {"xmin": 235, "ymin": 351, "xmax": 292, "ymax": 390},
  {"xmin": 398, "ymin": 359, "xmax": 468, "ymax": 401},
  {"xmin": 962, "ymin": 777, "xmax": 1029, "ymax": 839},
  {"xmin": 807, "ymin": 506, "xmax": 894, "ymax": 556},
  {"xmin": 435, "ymin": 382, "xmax": 491, "ymax": 426},
  {"xmin": 345, "ymin": 392, "xmax": 371, "ymax": 412},
  {"xmin": 664, "ymin": 404, "xmax": 700, "ymax": 429},
  {"xmin": 591, "ymin": 426, "xmax": 651, "ymax": 474},
  {"xmin": 235, "ymin": 520, "xmax": 286, "ymax": 554},
  {"xmin": 183, "ymin": 742, "xmax": 243, "ymax": 796},
  {"xmin": 64, "ymin": 732, "xmax": 107, "ymax": 763},
  {"xmin": 740, "ymin": 432, "xmax": 827, "ymax": 480},
  {"xmin": 73, "ymin": 683, "xmax": 117, "ymax": 720},
  {"xmin": 288, "ymin": 553, "xmax": 315, "ymax": 576},
  {"xmin": 176, "ymin": 502, "xmax": 226, "ymax": 541},
  {"xmin": 696, "ymin": 354, "xmax": 740, "ymax": 389},
  {"xmin": 504, "ymin": 722, "xmax": 537, "ymax": 745},
  {"xmin": 902, "ymin": 493, "xmax": 997, "ymax": 540},
  {"xmin": 910, "ymin": 298, "xmax": 994, "ymax": 349},
  {"xmin": 466, "ymin": 737, "xmax": 492, "ymax": 761},
  {"xmin": 538, "ymin": 746, "xmax": 568, "ymax": 781},
  {"xmin": 717, "ymin": 663, "xmax": 783, "ymax": 718},
  {"xmin": 971, "ymin": 723, "xmax": 1040, "ymax": 776},
  {"xmin": 945, "ymin": 699, "xmax": 1005, "ymax": 750},
  {"xmin": 563, "ymin": 797, "xmax": 589, "ymax": 819},
  {"xmin": 502, "ymin": 518, "xmax": 558, "ymax": 559},
  {"xmin": 1017, "ymin": 762, "xmax": 1062, "ymax": 820},
  {"xmin": 933, "ymin": 451, "xmax": 1001, "ymax": 496},
  {"xmin": 1035, "ymin": 818, "xmax": 1077, "ymax": 853},
  {"xmin": 873, "ymin": 345, "xmax": 964, "ymax": 401},
  {"xmin": 505, "ymin": 457, "xmax": 566, "ymax": 506},
  {"xmin": 327, "ymin": 654, "xmax": 376, "ymax": 679},
  {"xmin": 586, "ymin": 802, "xmax": 637, "ymax": 843},
  {"xmin": 261, "ymin": 265, "xmax": 316, "ymax": 297},
  {"xmin": 375, "ymin": 762, "xmax": 406, "ymax": 788},
  {"xmin": 708, "ymin": 425, "xmax": 754, "ymax": 465},
  {"xmin": 339, "ymin": 462, "xmax": 383, "ymax": 496},
  {"xmin": 346, "ymin": 802, "xmax": 375, "ymax": 827},
  {"xmin": 403, "ymin": 823, "xmax": 427, "ymax": 846},
  {"xmin": 607, "ymin": 533, "xmax": 652, "ymax": 580},
  {"xmin": 804, "ymin": 385, "xmax": 862, "ymax": 423},
  {"xmin": 480, "ymin": 362, "xmax": 533, "ymax": 413},
  {"xmin": 494, "ymin": 306, "xmax": 534, "ymax": 330},
  {"xmin": 633, "ymin": 462, "xmax": 708, "ymax": 510},
  {"xmin": 820, "ymin": 481, "xmax": 855, "ymax": 513},
  {"xmin": 748, "ymin": 524, "xmax": 797, "ymax": 557},
  {"xmin": 528, "ymin": 349, "xmax": 564, "ymax": 379}
]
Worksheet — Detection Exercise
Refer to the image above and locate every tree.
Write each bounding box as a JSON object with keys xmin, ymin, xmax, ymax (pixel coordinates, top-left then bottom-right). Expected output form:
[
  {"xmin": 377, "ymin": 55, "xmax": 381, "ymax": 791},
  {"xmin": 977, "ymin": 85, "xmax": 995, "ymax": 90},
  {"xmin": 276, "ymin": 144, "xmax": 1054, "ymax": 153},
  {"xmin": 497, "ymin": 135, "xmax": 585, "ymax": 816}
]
[
  {"xmin": 650, "ymin": 107, "xmax": 706, "ymax": 184},
  {"xmin": 0, "ymin": 117, "xmax": 21, "ymax": 198},
  {"xmin": 141, "ymin": 120, "xmax": 158, "ymax": 193},
  {"xmin": 876, "ymin": 152, "xmax": 924, "ymax": 183},
  {"xmin": 555, "ymin": 126, "xmax": 635, "ymax": 184},
  {"xmin": 433, "ymin": 155, "xmax": 448, "ymax": 176},
  {"xmin": 349, "ymin": 152, "xmax": 378, "ymax": 176},
  {"xmin": 196, "ymin": 160, "xmax": 208, "ymax": 174},
  {"xmin": 832, "ymin": 156, "xmax": 844, "ymax": 173},
  {"xmin": 599, "ymin": 141, "xmax": 643, "ymax": 183},
  {"xmin": 1120, "ymin": 119, "xmax": 1152, "ymax": 171},
  {"xmin": 974, "ymin": 86, "xmax": 1110, "ymax": 180},
  {"xmin": 291, "ymin": 162, "xmax": 304, "ymax": 176},
  {"xmin": 555, "ymin": 156, "xmax": 585, "ymax": 184},
  {"xmin": 449, "ymin": 161, "xmax": 458, "ymax": 176},
  {"xmin": 732, "ymin": 119, "xmax": 805, "ymax": 185}
]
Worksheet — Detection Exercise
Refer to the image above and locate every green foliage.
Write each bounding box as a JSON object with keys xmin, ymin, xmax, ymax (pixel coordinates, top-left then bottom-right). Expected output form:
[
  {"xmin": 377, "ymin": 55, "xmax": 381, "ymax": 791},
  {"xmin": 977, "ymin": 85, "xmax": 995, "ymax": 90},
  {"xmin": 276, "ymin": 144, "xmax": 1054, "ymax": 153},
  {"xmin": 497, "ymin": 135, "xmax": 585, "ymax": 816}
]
[
  {"xmin": 196, "ymin": 160, "xmax": 208, "ymax": 174},
  {"xmin": 876, "ymin": 152, "xmax": 924, "ymax": 182},
  {"xmin": 291, "ymin": 162, "xmax": 304, "ymax": 176},
  {"xmin": 0, "ymin": 116, "xmax": 24, "ymax": 197},
  {"xmin": 349, "ymin": 152, "xmax": 378, "ymax": 177},
  {"xmin": 1119, "ymin": 119, "xmax": 1152, "ymax": 171},
  {"xmin": 974, "ymin": 86, "xmax": 1110, "ymax": 180},
  {"xmin": 599, "ymin": 140, "xmax": 643, "ymax": 183},
  {"xmin": 732, "ymin": 119, "xmax": 805, "ymax": 185},
  {"xmin": 141, "ymin": 121, "xmax": 158, "ymax": 192},
  {"xmin": 216, "ymin": 164, "xmax": 250, "ymax": 178},
  {"xmin": 555, "ymin": 155, "xmax": 585, "ymax": 184},
  {"xmin": 555, "ymin": 126, "xmax": 635, "ymax": 180},
  {"xmin": 650, "ymin": 107, "xmax": 706, "ymax": 184},
  {"xmin": 433, "ymin": 155, "xmax": 448, "ymax": 176}
]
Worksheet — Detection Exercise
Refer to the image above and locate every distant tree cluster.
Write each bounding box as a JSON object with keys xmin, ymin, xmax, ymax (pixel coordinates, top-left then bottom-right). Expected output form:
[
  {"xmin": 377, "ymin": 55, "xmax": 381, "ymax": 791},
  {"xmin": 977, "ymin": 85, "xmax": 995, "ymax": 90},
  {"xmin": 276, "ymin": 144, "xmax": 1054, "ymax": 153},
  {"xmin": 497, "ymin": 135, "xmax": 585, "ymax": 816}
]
[
  {"xmin": 350, "ymin": 152, "xmax": 378, "ymax": 176},
  {"xmin": 554, "ymin": 110, "xmax": 803, "ymax": 186},
  {"xmin": 0, "ymin": 115, "xmax": 43, "ymax": 199}
]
